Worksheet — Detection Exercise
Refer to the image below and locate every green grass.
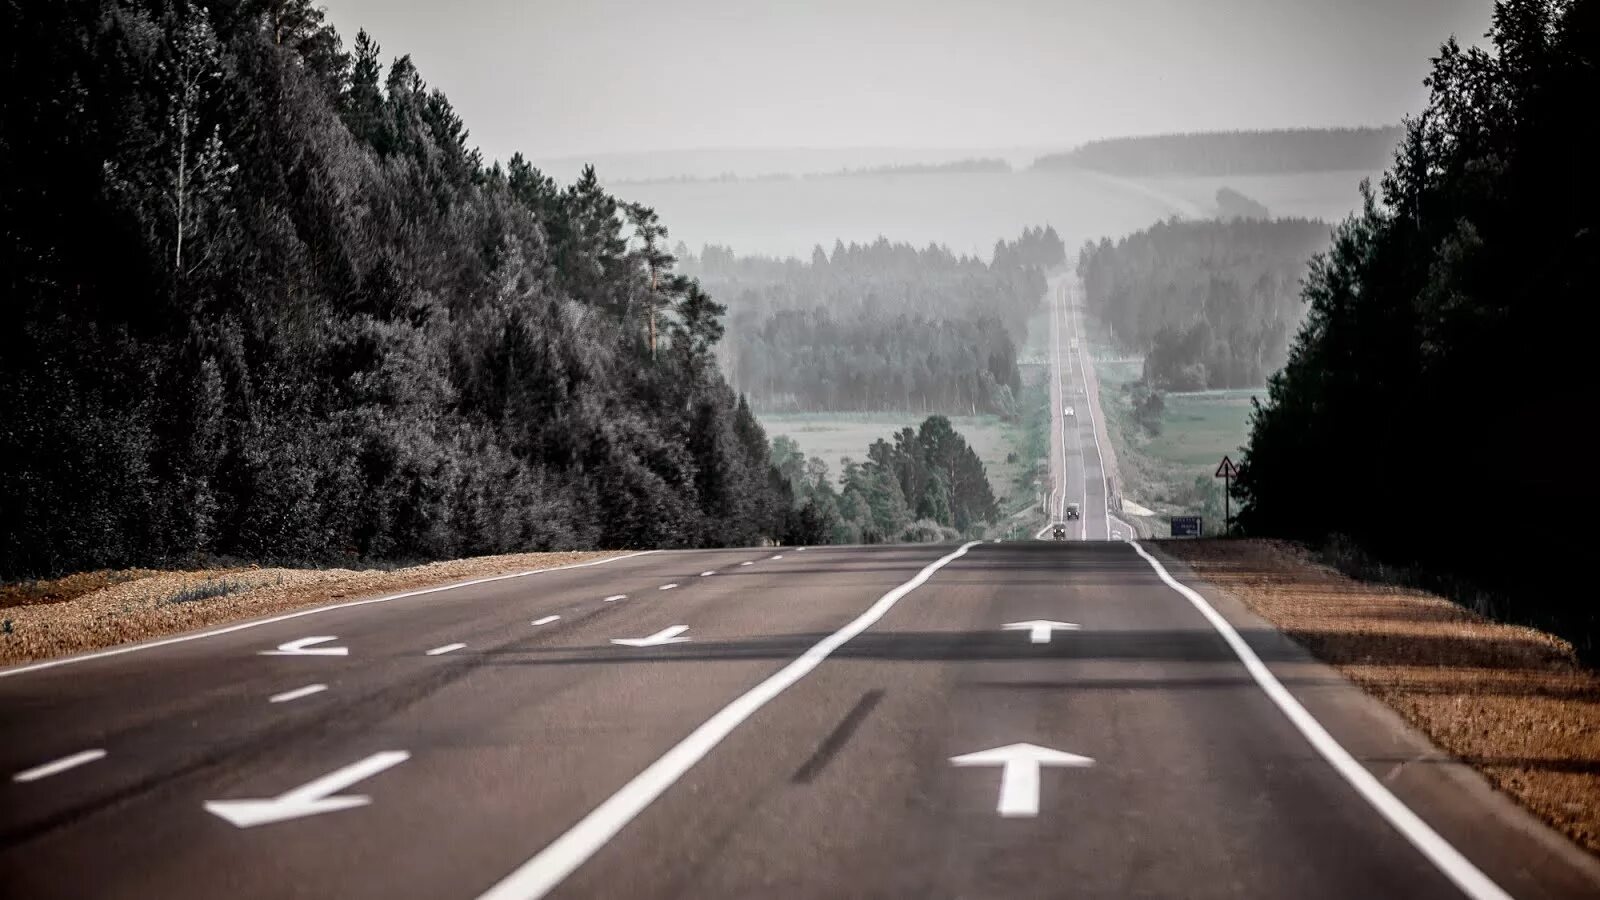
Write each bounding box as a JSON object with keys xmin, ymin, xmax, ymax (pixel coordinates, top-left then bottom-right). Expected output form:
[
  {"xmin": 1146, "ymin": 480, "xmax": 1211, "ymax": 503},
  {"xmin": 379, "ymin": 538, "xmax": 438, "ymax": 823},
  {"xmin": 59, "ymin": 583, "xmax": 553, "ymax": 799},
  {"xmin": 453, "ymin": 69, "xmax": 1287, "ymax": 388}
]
[
  {"xmin": 759, "ymin": 412, "xmax": 1022, "ymax": 508},
  {"xmin": 166, "ymin": 577, "xmax": 250, "ymax": 605},
  {"xmin": 1090, "ymin": 345, "xmax": 1260, "ymax": 535}
]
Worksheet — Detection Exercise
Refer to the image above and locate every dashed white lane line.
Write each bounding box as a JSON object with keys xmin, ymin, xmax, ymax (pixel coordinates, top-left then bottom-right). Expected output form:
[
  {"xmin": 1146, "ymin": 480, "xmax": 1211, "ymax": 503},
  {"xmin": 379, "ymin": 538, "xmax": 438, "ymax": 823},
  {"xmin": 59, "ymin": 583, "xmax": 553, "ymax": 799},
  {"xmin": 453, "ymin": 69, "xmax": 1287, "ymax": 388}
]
[
  {"xmin": 426, "ymin": 643, "xmax": 466, "ymax": 656},
  {"xmin": 476, "ymin": 540, "xmax": 981, "ymax": 900},
  {"xmin": 13, "ymin": 749, "xmax": 107, "ymax": 783},
  {"xmin": 740, "ymin": 561, "xmax": 754, "ymax": 566},
  {"xmin": 700, "ymin": 571, "xmax": 716, "ymax": 577},
  {"xmin": 1, "ymin": 551, "xmax": 657, "ymax": 679},
  {"xmin": 269, "ymin": 684, "xmax": 328, "ymax": 704},
  {"xmin": 1130, "ymin": 541, "xmax": 1513, "ymax": 900},
  {"xmin": 533, "ymin": 615, "xmax": 560, "ymax": 626},
  {"xmin": 658, "ymin": 584, "xmax": 678, "ymax": 591},
  {"xmin": 604, "ymin": 595, "xmax": 626, "ymax": 603},
  {"xmin": 770, "ymin": 555, "xmax": 784, "ymax": 560}
]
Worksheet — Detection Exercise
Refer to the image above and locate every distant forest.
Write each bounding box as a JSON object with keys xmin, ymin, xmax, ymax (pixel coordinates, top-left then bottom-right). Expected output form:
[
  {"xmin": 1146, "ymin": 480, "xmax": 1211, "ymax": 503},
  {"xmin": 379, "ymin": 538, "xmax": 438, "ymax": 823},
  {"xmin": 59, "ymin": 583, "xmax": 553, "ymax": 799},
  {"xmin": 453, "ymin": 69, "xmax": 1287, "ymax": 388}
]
[
  {"xmin": 611, "ymin": 157, "xmax": 1010, "ymax": 187},
  {"xmin": 682, "ymin": 227, "xmax": 1065, "ymax": 414},
  {"xmin": 0, "ymin": 0, "xmax": 811, "ymax": 575},
  {"xmin": 1236, "ymin": 0, "xmax": 1598, "ymax": 655},
  {"xmin": 1033, "ymin": 127, "xmax": 1404, "ymax": 176},
  {"xmin": 1077, "ymin": 218, "xmax": 1331, "ymax": 390},
  {"xmin": 773, "ymin": 416, "xmax": 998, "ymax": 544}
]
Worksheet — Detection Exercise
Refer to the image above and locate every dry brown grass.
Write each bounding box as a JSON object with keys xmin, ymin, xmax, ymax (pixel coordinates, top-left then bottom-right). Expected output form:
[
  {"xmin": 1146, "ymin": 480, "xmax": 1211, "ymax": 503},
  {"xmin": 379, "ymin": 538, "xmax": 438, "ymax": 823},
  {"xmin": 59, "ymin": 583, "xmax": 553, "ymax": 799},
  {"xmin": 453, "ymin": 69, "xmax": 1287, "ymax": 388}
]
[
  {"xmin": 0, "ymin": 551, "xmax": 620, "ymax": 666},
  {"xmin": 1165, "ymin": 538, "xmax": 1600, "ymax": 855}
]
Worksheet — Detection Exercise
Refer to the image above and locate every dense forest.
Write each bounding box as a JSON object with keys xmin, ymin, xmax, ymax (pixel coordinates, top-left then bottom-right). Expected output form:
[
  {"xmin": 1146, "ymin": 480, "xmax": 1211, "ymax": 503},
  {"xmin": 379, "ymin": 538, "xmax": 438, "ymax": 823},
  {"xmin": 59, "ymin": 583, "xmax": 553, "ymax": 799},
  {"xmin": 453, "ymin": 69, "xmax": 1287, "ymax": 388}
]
[
  {"xmin": 771, "ymin": 416, "xmax": 998, "ymax": 544},
  {"xmin": 0, "ymin": 0, "xmax": 799, "ymax": 576},
  {"xmin": 682, "ymin": 227, "xmax": 1064, "ymax": 413},
  {"xmin": 1032, "ymin": 127, "xmax": 1403, "ymax": 176},
  {"xmin": 1077, "ymin": 218, "xmax": 1332, "ymax": 390},
  {"xmin": 1214, "ymin": 187, "xmax": 1270, "ymax": 220},
  {"xmin": 1236, "ymin": 0, "xmax": 1598, "ymax": 654}
]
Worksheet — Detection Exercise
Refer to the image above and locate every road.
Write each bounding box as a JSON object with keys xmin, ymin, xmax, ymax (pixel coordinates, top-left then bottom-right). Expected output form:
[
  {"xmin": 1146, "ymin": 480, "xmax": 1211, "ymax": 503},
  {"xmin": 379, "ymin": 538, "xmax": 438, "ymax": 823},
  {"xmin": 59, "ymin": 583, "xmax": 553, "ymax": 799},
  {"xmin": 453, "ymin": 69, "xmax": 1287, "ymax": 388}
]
[
  {"xmin": 3, "ymin": 542, "xmax": 1598, "ymax": 899},
  {"xmin": 1041, "ymin": 276, "xmax": 1131, "ymax": 541}
]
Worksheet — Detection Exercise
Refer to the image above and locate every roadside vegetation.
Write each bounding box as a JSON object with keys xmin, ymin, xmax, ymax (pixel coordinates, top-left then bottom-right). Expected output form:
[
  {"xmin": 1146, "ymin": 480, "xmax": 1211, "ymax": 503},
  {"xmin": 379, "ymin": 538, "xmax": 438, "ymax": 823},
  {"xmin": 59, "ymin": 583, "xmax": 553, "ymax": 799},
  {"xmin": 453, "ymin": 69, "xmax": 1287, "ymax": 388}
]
[
  {"xmin": 769, "ymin": 415, "xmax": 999, "ymax": 545},
  {"xmin": 1234, "ymin": 0, "xmax": 1599, "ymax": 658},
  {"xmin": 2, "ymin": 0, "xmax": 795, "ymax": 578},
  {"xmin": 1092, "ymin": 354, "xmax": 1251, "ymax": 536}
]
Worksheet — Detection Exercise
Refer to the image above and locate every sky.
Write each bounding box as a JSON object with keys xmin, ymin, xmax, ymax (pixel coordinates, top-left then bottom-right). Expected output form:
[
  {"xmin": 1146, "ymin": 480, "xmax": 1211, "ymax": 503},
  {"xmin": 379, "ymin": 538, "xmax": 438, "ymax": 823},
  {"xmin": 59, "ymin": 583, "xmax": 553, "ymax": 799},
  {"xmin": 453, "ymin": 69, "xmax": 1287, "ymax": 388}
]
[{"xmin": 318, "ymin": 0, "xmax": 1498, "ymax": 165}]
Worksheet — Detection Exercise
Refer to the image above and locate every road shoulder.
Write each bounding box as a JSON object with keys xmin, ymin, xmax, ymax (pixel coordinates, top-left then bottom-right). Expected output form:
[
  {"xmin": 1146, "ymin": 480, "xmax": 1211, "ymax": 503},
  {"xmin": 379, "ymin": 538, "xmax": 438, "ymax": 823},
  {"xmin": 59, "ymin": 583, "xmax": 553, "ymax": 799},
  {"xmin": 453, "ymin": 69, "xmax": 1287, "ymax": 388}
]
[
  {"xmin": 1146, "ymin": 538, "xmax": 1600, "ymax": 897},
  {"xmin": 0, "ymin": 550, "xmax": 626, "ymax": 668}
]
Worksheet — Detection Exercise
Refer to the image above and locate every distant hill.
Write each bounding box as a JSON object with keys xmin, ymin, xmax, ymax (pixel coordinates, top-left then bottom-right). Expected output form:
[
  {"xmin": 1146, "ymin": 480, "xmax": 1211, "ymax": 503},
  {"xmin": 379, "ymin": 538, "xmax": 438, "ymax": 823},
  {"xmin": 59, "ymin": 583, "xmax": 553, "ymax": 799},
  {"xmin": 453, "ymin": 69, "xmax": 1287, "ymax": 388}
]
[
  {"xmin": 611, "ymin": 157, "xmax": 1010, "ymax": 187},
  {"xmin": 1032, "ymin": 127, "xmax": 1403, "ymax": 176}
]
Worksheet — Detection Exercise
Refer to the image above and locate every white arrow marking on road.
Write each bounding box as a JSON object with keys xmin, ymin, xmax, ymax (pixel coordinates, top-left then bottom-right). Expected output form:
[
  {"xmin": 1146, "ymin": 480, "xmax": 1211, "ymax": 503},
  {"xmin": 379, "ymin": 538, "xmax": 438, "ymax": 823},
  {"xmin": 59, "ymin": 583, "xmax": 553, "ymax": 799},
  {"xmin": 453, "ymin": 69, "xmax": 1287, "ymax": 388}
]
[
  {"xmin": 611, "ymin": 626, "xmax": 691, "ymax": 648},
  {"xmin": 1002, "ymin": 620, "xmax": 1081, "ymax": 644},
  {"xmin": 260, "ymin": 636, "xmax": 347, "ymax": 657},
  {"xmin": 13, "ymin": 749, "xmax": 107, "ymax": 783},
  {"xmin": 949, "ymin": 743, "xmax": 1094, "ymax": 817},
  {"xmin": 604, "ymin": 595, "xmax": 627, "ymax": 603},
  {"xmin": 205, "ymin": 751, "xmax": 410, "ymax": 828},
  {"xmin": 533, "ymin": 615, "xmax": 560, "ymax": 625},
  {"xmin": 269, "ymin": 684, "xmax": 327, "ymax": 704}
]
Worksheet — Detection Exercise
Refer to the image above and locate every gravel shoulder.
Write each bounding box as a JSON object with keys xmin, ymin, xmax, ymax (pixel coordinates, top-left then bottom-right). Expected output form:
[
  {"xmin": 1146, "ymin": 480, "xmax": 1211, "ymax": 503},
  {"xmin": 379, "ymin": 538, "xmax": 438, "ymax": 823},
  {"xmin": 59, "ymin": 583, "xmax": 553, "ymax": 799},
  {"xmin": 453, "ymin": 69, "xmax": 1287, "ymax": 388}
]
[
  {"xmin": 0, "ymin": 550, "xmax": 621, "ymax": 667},
  {"xmin": 1165, "ymin": 538, "xmax": 1600, "ymax": 856}
]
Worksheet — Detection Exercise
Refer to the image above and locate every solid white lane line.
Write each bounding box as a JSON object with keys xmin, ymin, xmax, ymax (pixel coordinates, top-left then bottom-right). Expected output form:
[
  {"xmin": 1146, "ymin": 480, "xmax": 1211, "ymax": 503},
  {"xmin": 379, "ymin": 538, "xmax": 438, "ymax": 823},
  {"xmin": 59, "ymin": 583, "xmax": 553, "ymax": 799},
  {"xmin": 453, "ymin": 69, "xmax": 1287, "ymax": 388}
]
[
  {"xmin": 1129, "ymin": 541, "xmax": 1512, "ymax": 900},
  {"xmin": 1, "ymin": 551, "xmax": 657, "ymax": 679},
  {"xmin": 13, "ymin": 749, "xmax": 107, "ymax": 783},
  {"xmin": 426, "ymin": 643, "xmax": 466, "ymax": 656},
  {"xmin": 603, "ymin": 595, "xmax": 626, "ymax": 603},
  {"xmin": 658, "ymin": 584, "xmax": 677, "ymax": 591},
  {"xmin": 269, "ymin": 684, "xmax": 328, "ymax": 704},
  {"xmin": 533, "ymin": 615, "xmax": 560, "ymax": 626},
  {"xmin": 700, "ymin": 571, "xmax": 716, "ymax": 577},
  {"xmin": 477, "ymin": 541, "xmax": 982, "ymax": 900}
]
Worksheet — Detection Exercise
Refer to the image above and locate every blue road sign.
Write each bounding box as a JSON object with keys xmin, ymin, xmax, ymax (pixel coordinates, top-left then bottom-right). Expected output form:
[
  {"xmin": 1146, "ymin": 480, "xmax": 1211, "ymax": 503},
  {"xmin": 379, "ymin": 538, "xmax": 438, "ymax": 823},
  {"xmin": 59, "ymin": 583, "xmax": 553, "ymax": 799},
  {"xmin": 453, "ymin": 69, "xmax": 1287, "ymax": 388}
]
[{"xmin": 1170, "ymin": 516, "xmax": 1202, "ymax": 537}]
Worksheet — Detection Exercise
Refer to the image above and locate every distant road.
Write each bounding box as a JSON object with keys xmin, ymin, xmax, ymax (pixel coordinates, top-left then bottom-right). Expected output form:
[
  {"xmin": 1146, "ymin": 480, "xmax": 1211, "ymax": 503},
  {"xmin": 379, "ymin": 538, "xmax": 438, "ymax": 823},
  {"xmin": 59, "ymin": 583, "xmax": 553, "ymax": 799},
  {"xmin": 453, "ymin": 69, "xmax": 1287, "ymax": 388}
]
[
  {"xmin": 3, "ymin": 542, "xmax": 1598, "ymax": 898},
  {"xmin": 1042, "ymin": 277, "xmax": 1132, "ymax": 540}
]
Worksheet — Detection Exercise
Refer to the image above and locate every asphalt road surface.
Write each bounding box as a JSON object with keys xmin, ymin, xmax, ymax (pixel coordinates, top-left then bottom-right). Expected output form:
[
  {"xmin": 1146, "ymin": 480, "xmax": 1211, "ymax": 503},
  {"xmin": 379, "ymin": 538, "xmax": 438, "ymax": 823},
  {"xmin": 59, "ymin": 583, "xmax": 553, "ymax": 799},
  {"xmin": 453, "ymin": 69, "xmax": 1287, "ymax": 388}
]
[
  {"xmin": 3, "ymin": 541, "xmax": 1598, "ymax": 899},
  {"xmin": 1043, "ymin": 277, "xmax": 1128, "ymax": 541}
]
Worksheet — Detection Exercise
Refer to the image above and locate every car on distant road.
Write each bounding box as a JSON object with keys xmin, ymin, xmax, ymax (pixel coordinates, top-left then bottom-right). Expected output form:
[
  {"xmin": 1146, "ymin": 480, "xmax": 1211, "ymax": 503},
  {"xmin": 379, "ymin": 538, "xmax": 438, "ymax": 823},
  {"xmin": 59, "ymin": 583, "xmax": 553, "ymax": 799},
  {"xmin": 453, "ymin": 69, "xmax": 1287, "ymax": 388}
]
[
  {"xmin": 1063, "ymin": 405, "xmax": 1075, "ymax": 416},
  {"xmin": 1065, "ymin": 502, "xmax": 1080, "ymax": 521},
  {"xmin": 1051, "ymin": 523, "xmax": 1067, "ymax": 540}
]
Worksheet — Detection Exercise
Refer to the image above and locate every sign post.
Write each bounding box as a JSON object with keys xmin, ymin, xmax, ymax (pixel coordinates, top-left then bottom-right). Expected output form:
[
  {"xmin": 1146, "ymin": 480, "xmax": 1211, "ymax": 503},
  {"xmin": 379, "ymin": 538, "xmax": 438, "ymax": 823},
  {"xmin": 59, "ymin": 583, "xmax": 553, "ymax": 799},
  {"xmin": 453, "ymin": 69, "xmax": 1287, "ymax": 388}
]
[{"xmin": 1214, "ymin": 456, "xmax": 1239, "ymax": 535}]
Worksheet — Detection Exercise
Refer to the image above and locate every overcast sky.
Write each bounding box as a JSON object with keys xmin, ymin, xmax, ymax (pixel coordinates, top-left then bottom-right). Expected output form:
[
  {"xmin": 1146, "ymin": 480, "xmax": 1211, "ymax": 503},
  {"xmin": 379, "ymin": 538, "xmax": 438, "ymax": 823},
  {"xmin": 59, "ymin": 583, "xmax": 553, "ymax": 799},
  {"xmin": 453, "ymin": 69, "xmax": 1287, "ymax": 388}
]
[{"xmin": 318, "ymin": 0, "xmax": 1497, "ymax": 164}]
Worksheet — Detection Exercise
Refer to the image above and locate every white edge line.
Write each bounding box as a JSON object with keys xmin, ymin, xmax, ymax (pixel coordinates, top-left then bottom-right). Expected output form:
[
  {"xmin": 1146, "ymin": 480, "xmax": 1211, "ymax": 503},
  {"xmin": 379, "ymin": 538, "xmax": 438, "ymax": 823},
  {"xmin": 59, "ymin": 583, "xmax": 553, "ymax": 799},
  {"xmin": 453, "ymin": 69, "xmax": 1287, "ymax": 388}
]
[
  {"xmin": 426, "ymin": 643, "xmax": 466, "ymax": 656},
  {"xmin": 269, "ymin": 683, "xmax": 328, "ymax": 703},
  {"xmin": 1129, "ymin": 540, "xmax": 1512, "ymax": 900},
  {"xmin": 533, "ymin": 615, "xmax": 560, "ymax": 625},
  {"xmin": 13, "ymin": 749, "xmax": 108, "ymax": 783},
  {"xmin": 476, "ymin": 540, "xmax": 982, "ymax": 900},
  {"xmin": 0, "ymin": 551, "xmax": 656, "ymax": 679}
]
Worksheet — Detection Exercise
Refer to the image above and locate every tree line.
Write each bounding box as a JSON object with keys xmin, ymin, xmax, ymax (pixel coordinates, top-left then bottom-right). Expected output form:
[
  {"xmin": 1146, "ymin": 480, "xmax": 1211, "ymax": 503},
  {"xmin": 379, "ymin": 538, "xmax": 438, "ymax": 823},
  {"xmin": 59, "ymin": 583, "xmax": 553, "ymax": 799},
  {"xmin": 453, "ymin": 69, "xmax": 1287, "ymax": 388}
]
[
  {"xmin": 1235, "ymin": 0, "xmax": 1598, "ymax": 655},
  {"xmin": 682, "ymin": 228, "xmax": 1064, "ymax": 414},
  {"xmin": 0, "ymin": 0, "xmax": 793, "ymax": 576},
  {"xmin": 772, "ymin": 416, "xmax": 999, "ymax": 545},
  {"xmin": 1077, "ymin": 218, "xmax": 1332, "ymax": 390},
  {"xmin": 1032, "ymin": 127, "xmax": 1404, "ymax": 176}
]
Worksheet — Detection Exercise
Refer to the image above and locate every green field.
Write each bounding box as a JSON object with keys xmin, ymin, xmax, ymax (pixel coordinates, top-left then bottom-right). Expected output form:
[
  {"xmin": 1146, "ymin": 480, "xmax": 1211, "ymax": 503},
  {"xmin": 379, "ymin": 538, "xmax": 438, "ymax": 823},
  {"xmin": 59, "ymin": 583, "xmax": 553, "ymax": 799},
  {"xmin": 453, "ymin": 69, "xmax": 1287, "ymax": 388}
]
[
  {"xmin": 757, "ymin": 412, "xmax": 1027, "ymax": 512},
  {"xmin": 1092, "ymin": 351, "xmax": 1258, "ymax": 534}
]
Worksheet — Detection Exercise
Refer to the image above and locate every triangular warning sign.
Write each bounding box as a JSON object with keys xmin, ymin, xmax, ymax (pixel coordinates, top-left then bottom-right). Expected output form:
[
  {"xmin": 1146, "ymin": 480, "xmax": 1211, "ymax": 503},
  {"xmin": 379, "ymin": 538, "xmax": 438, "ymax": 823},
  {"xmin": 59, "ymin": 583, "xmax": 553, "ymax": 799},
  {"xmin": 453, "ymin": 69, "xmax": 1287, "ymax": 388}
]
[{"xmin": 1215, "ymin": 455, "xmax": 1239, "ymax": 478}]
